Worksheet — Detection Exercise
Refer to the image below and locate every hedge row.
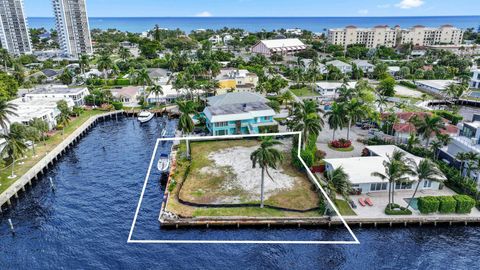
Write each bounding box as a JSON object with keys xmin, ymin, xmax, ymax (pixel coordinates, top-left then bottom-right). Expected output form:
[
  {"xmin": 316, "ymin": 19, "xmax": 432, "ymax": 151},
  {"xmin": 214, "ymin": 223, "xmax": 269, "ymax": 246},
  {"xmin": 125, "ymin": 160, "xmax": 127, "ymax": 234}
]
[
  {"xmin": 434, "ymin": 110, "xmax": 463, "ymax": 125},
  {"xmin": 385, "ymin": 203, "xmax": 413, "ymax": 215},
  {"xmin": 418, "ymin": 195, "xmax": 476, "ymax": 214},
  {"xmin": 399, "ymin": 80, "xmax": 417, "ymax": 89}
]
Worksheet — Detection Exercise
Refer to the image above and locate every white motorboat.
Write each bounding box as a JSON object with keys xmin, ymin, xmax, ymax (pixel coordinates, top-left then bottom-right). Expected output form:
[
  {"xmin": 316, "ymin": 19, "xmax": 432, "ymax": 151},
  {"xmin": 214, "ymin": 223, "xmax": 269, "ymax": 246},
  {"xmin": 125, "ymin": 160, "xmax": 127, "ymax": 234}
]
[
  {"xmin": 138, "ymin": 111, "xmax": 154, "ymax": 123},
  {"xmin": 157, "ymin": 154, "xmax": 170, "ymax": 172}
]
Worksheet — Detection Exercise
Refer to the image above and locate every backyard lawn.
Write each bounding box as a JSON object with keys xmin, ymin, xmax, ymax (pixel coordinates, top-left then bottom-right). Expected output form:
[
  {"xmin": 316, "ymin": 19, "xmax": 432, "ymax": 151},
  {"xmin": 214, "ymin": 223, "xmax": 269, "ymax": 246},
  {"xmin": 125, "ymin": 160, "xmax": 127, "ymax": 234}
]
[
  {"xmin": 0, "ymin": 110, "xmax": 105, "ymax": 194},
  {"xmin": 290, "ymin": 88, "xmax": 320, "ymax": 97},
  {"xmin": 334, "ymin": 199, "xmax": 357, "ymax": 216}
]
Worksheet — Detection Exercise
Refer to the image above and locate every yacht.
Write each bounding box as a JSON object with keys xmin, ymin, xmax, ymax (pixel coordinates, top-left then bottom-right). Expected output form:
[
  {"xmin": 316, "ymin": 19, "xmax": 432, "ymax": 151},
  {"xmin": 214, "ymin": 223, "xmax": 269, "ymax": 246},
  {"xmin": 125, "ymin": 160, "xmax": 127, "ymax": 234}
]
[
  {"xmin": 138, "ymin": 111, "xmax": 154, "ymax": 123},
  {"xmin": 157, "ymin": 154, "xmax": 170, "ymax": 173}
]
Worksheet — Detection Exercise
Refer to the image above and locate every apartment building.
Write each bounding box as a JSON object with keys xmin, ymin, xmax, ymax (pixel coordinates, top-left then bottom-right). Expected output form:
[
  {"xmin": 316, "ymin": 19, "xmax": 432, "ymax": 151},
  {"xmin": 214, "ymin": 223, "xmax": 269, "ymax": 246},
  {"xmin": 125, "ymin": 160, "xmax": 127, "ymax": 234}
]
[
  {"xmin": 328, "ymin": 25, "xmax": 464, "ymax": 48},
  {"xmin": 52, "ymin": 0, "xmax": 93, "ymax": 59},
  {"xmin": 0, "ymin": 0, "xmax": 32, "ymax": 55}
]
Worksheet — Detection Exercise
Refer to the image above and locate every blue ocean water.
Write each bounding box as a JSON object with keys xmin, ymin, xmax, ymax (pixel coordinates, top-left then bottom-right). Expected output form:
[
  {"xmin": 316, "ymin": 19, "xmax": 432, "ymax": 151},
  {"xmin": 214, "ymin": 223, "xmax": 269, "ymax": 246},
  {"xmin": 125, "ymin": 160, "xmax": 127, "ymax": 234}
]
[
  {"xmin": 28, "ymin": 16, "xmax": 480, "ymax": 33},
  {"xmin": 1, "ymin": 117, "xmax": 480, "ymax": 269}
]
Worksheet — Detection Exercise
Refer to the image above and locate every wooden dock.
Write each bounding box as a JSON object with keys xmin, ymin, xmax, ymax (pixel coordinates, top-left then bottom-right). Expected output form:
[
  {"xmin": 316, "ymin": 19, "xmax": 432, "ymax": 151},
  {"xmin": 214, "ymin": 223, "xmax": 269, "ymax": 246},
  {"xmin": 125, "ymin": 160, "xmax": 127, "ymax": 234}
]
[{"xmin": 0, "ymin": 110, "xmax": 124, "ymax": 212}]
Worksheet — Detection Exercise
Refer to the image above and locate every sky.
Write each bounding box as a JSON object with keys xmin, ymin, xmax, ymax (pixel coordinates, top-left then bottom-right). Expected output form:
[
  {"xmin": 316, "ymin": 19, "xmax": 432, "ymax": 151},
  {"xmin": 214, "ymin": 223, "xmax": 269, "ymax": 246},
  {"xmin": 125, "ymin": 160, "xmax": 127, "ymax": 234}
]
[{"xmin": 24, "ymin": 0, "xmax": 479, "ymax": 17}]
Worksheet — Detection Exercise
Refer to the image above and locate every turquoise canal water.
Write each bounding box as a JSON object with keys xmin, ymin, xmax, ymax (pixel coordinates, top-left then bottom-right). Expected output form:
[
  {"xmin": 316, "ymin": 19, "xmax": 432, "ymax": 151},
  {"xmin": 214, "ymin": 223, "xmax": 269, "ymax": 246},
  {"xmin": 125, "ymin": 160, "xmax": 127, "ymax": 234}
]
[
  {"xmin": 1, "ymin": 117, "xmax": 480, "ymax": 269},
  {"xmin": 28, "ymin": 16, "xmax": 480, "ymax": 33}
]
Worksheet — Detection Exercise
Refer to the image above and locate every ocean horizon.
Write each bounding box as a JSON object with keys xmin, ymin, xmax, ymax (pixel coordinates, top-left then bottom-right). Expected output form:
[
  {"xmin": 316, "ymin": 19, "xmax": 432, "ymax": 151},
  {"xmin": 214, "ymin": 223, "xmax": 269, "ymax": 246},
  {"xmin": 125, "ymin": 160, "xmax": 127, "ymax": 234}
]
[{"xmin": 28, "ymin": 16, "xmax": 480, "ymax": 33}]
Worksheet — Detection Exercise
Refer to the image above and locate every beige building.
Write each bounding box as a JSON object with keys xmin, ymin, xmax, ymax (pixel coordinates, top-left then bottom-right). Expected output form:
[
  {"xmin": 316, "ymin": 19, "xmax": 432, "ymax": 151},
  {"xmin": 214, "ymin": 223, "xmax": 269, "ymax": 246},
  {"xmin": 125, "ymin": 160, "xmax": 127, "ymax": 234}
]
[{"xmin": 328, "ymin": 25, "xmax": 463, "ymax": 48}]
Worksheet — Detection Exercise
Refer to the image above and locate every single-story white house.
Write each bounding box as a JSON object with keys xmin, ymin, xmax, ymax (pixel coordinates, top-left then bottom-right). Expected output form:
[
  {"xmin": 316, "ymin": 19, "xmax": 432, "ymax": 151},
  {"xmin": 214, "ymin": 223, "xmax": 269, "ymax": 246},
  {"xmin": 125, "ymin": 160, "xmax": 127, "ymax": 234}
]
[
  {"xmin": 351, "ymin": 60, "xmax": 375, "ymax": 73},
  {"xmin": 316, "ymin": 81, "xmax": 357, "ymax": 100},
  {"xmin": 324, "ymin": 145, "xmax": 444, "ymax": 194},
  {"xmin": 110, "ymin": 86, "xmax": 142, "ymax": 107},
  {"xmin": 415, "ymin": 80, "xmax": 458, "ymax": 96},
  {"xmin": 146, "ymin": 84, "xmax": 195, "ymax": 104},
  {"xmin": 23, "ymin": 85, "xmax": 90, "ymax": 106}
]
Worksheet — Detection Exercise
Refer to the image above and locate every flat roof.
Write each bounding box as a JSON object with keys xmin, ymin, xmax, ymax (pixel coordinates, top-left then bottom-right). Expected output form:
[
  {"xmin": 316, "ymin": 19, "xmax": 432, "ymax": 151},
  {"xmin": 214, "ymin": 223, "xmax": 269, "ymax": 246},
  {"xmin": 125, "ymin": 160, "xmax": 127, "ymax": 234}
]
[
  {"xmin": 26, "ymin": 85, "xmax": 88, "ymax": 95},
  {"xmin": 316, "ymin": 81, "xmax": 357, "ymax": 89},
  {"xmin": 415, "ymin": 80, "xmax": 458, "ymax": 90},
  {"xmin": 259, "ymin": 38, "xmax": 305, "ymax": 49},
  {"xmin": 207, "ymin": 102, "xmax": 272, "ymax": 116},
  {"xmin": 207, "ymin": 92, "xmax": 268, "ymax": 107}
]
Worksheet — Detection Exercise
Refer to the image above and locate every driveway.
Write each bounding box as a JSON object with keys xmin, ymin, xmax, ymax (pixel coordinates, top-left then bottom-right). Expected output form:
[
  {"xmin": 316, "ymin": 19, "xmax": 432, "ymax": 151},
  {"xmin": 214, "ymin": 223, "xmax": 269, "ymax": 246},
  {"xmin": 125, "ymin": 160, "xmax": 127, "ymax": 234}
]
[{"xmin": 317, "ymin": 122, "xmax": 369, "ymax": 159}]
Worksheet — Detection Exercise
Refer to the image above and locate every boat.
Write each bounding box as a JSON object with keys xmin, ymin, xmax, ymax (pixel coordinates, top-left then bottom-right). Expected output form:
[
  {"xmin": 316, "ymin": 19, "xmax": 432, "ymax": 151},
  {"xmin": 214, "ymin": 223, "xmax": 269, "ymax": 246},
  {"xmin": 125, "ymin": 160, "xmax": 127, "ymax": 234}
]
[
  {"xmin": 157, "ymin": 153, "xmax": 170, "ymax": 172},
  {"xmin": 138, "ymin": 111, "xmax": 154, "ymax": 123}
]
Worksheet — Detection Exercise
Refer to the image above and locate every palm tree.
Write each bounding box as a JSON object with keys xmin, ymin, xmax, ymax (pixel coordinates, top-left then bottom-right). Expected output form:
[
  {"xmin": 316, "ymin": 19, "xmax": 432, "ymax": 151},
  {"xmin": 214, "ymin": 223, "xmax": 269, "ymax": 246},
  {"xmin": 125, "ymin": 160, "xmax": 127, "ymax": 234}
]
[
  {"xmin": 118, "ymin": 47, "xmax": 131, "ymax": 62},
  {"xmin": 56, "ymin": 112, "xmax": 70, "ymax": 137},
  {"xmin": 250, "ymin": 137, "xmax": 284, "ymax": 208},
  {"xmin": 79, "ymin": 54, "xmax": 90, "ymax": 78},
  {"xmin": 375, "ymin": 93, "xmax": 388, "ymax": 114},
  {"xmin": 407, "ymin": 133, "xmax": 420, "ymax": 150},
  {"xmin": 345, "ymin": 99, "xmax": 368, "ymax": 140},
  {"xmin": 177, "ymin": 100, "xmax": 196, "ymax": 158},
  {"xmin": 430, "ymin": 141, "xmax": 443, "ymax": 160},
  {"xmin": 406, "ymin": 159, "xmax": 444, "ymax": 209},
  {"xmin": 0, "ymin": 48, "xmax": 11, "ymax": 72},
  {"xmin": 324, "ymin": 166, "xmax": 351, "ymax": 200},
  {"xmin": 148, "ymin": 85, "xmax": 164, "ymax": 107},
  {"xmin": 0, "ymin": 100, "xmax": 18, "ymax": 131},
  {"xmin": 456, "ymin": 152, "xmax": 469, "ymax": 176},
  {"xmin": 371, "ymin": 150, "xmax": 413, "ymax": 208},
  {"xmin": 465, "ymin": 152, "xmax": 479, "ymax": 177},
  {"xmin": 0, "ymin": 131, "xmax": 27, "ymax": 178},
  {"xmin": 135, "ymin": 68, "xmax": 153, "ymax": 104},
  {"xmin": 97, "ymin": 53, "xmax": 114, "ymax": 82},
  {"xmin": 291, "ymin": 101, "xmax": 324, "ymax": 145},
  {"xmin": 325, "ymin": 102, "xmax": 346, "ymax": 140},
  {"xmin": 25, "ymin": 126, "xmax": 41, "ymax": 157},
  {"xmin": 30, "ymin": 118, "xmax": 49, "ymax": 146},
  {"xmin": 411, "ymin": 114, "xmax": 444, "ymax": 147}
]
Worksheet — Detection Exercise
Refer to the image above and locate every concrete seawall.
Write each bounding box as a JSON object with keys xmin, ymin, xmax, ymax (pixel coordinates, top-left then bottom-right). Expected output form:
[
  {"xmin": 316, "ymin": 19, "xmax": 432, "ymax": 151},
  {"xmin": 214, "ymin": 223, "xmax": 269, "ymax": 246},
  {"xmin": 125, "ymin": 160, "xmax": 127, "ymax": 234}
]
[{"xmin": 0, "ymin": 110, "xmax": 124, "ymax": 211}]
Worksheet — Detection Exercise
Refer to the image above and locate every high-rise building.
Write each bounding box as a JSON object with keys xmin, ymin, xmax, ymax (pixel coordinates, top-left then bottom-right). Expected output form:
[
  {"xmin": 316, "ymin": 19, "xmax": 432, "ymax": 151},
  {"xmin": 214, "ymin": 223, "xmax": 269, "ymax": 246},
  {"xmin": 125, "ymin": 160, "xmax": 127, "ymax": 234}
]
[
  {"xmin": 0, "ymin": 0, "xmax": 32, "ymax": 55},
  {"xmin": 328, "ymin": 25, "xmax": 464, "ymax": 49},
  {"xmin": 52, "ymin": 0, "xmax": 93, "ymax": 59}
]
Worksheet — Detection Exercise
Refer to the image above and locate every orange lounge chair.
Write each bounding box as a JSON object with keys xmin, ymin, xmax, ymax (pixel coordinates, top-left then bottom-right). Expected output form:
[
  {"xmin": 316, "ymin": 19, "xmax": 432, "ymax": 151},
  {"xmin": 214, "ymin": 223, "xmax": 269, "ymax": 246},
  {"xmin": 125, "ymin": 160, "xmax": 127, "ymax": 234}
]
[
  {"xmin": 365, "ymin": 198, "xmax": 373, "ymax": 206},
  {"xmin": 358, "ymin": 198, "xmax": 366, "ymax": 207}
]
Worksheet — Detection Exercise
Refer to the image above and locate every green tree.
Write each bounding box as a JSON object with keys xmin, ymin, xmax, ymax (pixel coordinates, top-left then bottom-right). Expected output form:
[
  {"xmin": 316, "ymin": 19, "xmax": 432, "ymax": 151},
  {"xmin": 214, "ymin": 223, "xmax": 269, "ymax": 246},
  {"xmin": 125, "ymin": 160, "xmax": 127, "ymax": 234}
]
[
  {"xmin": 325, "ymin": 102, "xmax": 346, "ymax": 140},
  {"xmin": 0, "ymin": 130, "xmax": 27, "ymax": 178},
  {"xmin": 135, "ymin": 68, "xmax": 153, "ymax": 104},
  {"xmin": 377, "ymin": 76, "xmax": 396, "ymax": 97},
  {"xmin": 0, "ymin": 100, "xmax": 17, "ymax": 130},
  {"xmin": 0, "ymin": 72, "xmax": 19, "ymax": 100},
  {"xmin": 97, "ymin": 52, "xmax": 114, "ymax": 81},
  {"xmin": 345, "ymin": 99, "xmax": 368, "ymax": 140},
  {"xmin": 250, "ymin": 137, "xmax": 284, "ymax": 208},
  {"xmin": 30, "ymin": 117, "xmax": 49, "ymax": 145},
  {"xmin": 291, "ymin": 100, "xmax": 324, "ymax": 145},
  {"xmin": 406, "ymin": 159, "xmax": 443, "ymax": 210},
  {"xmin": 324, "ymin": 166, "xmax": 351, "ymax": 200},
  {"xmin": 148, "ymin": 84, "xmax": 164, "ymax": 107},
  {"xmin": 177, "ymin": 100, "xmax": 196, "ymax": 158},
  {"xmin": 410, "ymin": 114, "xmax": 444, "ymax": 147}
]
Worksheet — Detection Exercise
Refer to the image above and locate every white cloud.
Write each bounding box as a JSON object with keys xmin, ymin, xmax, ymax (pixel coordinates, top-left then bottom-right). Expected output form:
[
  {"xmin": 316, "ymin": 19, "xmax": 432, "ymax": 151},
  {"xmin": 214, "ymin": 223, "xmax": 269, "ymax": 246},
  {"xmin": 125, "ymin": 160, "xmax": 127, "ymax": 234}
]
[
  {"xmin": 358, "ymin": 9, "xmax": 369, "ymax": 15},
  {"xmin": 195, "ymin": 11, "xmax": 212, "ymax": 17},
  {"xmin": 395, "ymin": 0, "xmax": 425, "ymax": 9}
]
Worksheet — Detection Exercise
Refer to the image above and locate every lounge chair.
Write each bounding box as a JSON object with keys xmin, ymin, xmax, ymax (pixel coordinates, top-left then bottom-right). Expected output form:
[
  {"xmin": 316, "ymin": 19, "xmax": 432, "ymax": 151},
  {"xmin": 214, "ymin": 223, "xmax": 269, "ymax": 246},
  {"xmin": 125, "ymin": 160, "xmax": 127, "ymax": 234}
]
[
  {"xmin": 365, "ymin": 198, "xmax": 373, "ymax": 206},
  {"xmin": 358, "ymin": 198, "xmax": 366, "ymax": 207}
]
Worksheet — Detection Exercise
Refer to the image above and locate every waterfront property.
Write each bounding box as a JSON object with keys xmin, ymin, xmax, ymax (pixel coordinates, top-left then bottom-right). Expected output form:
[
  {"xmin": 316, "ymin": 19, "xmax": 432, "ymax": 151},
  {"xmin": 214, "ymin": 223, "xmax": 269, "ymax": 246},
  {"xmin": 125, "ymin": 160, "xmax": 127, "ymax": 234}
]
[
  {"xmin": 251, "ymin": 38, "xmax": 307, "ymax": 56},
  {"xmin": 215, "ymin": 68, "xmax": 259, "ymax": 90},
  {"xmin": 110, "ymin": 86, "xmax": 142, "ymax": 107},
  {"xmin": 23, "ymin": 85, "xmax": 90, "ymax": 106},
  {"xmin": 324, "ymin": 145, "xmax": 443, "ymax": 194},
  {"xmin": 146, "ymin": 84, "xmax": 188, "ymax": 104},
  {"xmin": 415, "ymin": 80, "xmax": 458, "ymax": 96},
  {"xmin": 316, "ymin": 81, "xmax": 357, "ymax": 100},
  {"xmin": 203, "ymin": 93, "xmax": 277, "ymax": 135}
]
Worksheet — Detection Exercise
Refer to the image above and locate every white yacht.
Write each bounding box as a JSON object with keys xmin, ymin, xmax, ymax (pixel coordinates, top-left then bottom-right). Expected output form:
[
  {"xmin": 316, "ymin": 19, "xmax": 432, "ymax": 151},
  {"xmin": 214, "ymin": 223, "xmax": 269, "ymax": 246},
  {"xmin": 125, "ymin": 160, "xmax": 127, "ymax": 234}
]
[
  {"xmin": 138, "ymin": 111, "xmax": 154, "ymax": 123},
  {"xmin": 157, "ymin": 154, "xmax": 170, "ymax": 173}
]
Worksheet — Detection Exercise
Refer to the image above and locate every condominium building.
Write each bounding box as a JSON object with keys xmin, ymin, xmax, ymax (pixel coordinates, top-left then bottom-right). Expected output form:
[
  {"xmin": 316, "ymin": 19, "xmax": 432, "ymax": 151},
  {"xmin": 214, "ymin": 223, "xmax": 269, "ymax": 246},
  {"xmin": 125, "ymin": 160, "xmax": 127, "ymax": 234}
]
[
  {"xmin": 0, "ymin": 0, "xmax": 32, "ymax": 55},
  {"xmin": 52, "ymin": 0, "xmax": 93, "ymax": 59},
  {"xmin": 328, "ymin": 25, "xmax": 464, "ymax": 48}
]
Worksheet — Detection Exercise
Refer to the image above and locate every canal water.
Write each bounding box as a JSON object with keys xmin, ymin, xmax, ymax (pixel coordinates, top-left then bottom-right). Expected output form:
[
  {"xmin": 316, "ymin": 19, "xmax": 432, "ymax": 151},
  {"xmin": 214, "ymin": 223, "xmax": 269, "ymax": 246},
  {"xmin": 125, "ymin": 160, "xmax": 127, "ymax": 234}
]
[{"xmin": 1, "ymin": 117, "xmax": 480, "ymax": 269}]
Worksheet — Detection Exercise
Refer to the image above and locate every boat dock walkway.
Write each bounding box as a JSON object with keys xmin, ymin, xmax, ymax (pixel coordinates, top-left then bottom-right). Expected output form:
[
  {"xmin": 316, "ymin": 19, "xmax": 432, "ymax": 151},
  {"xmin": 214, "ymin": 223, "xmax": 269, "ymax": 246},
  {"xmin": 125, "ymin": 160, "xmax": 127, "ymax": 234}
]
[{"xmin": 0, "ymin": 111, "xmax": 124, "ymax": 211}]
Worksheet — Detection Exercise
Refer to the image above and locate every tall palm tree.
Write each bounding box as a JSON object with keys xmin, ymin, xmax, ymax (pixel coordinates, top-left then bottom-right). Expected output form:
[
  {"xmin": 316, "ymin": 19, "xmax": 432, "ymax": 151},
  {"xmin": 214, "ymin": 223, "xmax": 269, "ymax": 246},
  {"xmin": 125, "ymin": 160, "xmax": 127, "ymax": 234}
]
[
  {"xmin": 371, "ymin": 150, "xmax": 413, "ymax": 208},
  {"xmin": 79, "ymin": 54, "xmax": 90, "ymax": 78},
  {"xmin": 177, "ymin": 100, "xmax": 196, "ymax": 158},
  {"xmin": 430, "ymin": 141, "xmax": 443, "ymax": 160},
  {"xmin": 0, "ymin": 48, "xmax": 11, "ymax": 72},
  {"xmin": 148, "ymin": 85, "xmax": 164, "ymax": 107},
  {"xmin": 97, "ymin": 53, "xmax": 114, "ymax": 82},
  {"xmin": 135, "ymin": 68, "xmax": 153, "ymax": 104},
  {"xmin": 0, "ymin": 131, "xmax": 27, "ymax": 178},
  {"xmin": 56, "ymin": 112, "xmax": 70, "ymax": 137},
  {"xmin": 324, "ymin": 166, "xmax": 351, "ymax": 200},
  {"xmin": 118, "ymin": 47, "xmax": 131, "ymax": 62},
  {"xmin": 250, "ymin": 137, "xmax": 284, "ymax": 208},
  {"xmin": 30, "ymin": 117, "xmax": 49, "ymax": 146},
  {"xmin": 465, "ymin": 151, "xmax": 479, "ymax": 177},
  {"xmin": 309, "ymin": 56, "xmax": 321, "ymax": 94},
  {"xmin": 411, "ymin": 114, "xmax": 444, "ymax": 147},
  {"xmin": 345, "ymin": 99, "xmax": 368, "ymax": 140},
  {"xmin": 0, "ymin": 100, "xmax": 18, "ymax": 131},
  {"xmin": 291, "ymin": 101, "xmax": 324, "ymax": 145},
  {"xmin": 25, "ymin": 126, "xmax": 41, "ymax": 157},
  {"xmin": 406, "ymin": 159, "xmax": 444, "ymax": 209},
  {"xmin": 375, "ymin": 93, "xmax": 388, "ymax": 114},
  {"xmin": 456, "ymin": 152, "xmax": 469, "ymax": 176},
  {"xmin": 325, "ymin": 102, "xmax": 346, "ymax": 140},
  {"xmin": 407, "ymin": 133, "xmax": 420, "ymax": 150}
]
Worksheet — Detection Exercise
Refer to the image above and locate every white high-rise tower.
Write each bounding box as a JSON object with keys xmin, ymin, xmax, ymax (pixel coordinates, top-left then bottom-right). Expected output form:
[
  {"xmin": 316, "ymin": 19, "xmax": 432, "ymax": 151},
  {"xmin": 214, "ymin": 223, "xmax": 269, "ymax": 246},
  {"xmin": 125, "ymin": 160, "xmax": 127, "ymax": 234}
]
[
  {"xmin": 0, "ymin": 0, "xmax": 32, "ymax": 55},
  {"xmin": 52, "ymin": 0, "xmax": 93, "ymax": 59}
]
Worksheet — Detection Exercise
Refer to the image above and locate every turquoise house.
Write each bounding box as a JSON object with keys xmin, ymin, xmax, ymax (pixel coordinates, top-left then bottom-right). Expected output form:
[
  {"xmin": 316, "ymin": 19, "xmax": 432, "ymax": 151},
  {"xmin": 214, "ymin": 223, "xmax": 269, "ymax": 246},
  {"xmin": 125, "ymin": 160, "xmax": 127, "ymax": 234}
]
[{"xmin": 203, "ymin": 93, "xmax": 278, "ymax": 135}]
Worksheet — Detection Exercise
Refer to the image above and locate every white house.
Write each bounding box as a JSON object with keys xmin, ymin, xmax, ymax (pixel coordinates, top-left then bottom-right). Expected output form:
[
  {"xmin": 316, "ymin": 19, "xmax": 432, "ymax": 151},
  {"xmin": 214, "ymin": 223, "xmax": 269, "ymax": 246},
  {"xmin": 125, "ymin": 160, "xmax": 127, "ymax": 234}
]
[
  {"xmin": 316, "ymin": 81, "xmax": 357, "ymax": 100},
  {"xmin": 351, "ymin": 60, "xmax": 375, "ymax": 73},
  {"xmin": 415, "ymin": 80, "xmax": 458, "ymax": 96},
  {"xmin": 23, "ymin": 85, "xmax": 90, "ymax": 106},
  {"xmin": 251, "ymin": 38, "xmax": 307, "ymax": 56},
  {"xmin": 470, "ymin": 69, "xmax": 480, "ymax": 89},
  {"xmin": 223, "ymin": 34, "xmax": 234, "ymax": 44},
  {"xmin": 387, "ymin": 66, "xmax": 401, "ymax": 77},
  {"xmin": 326, "ymin": 60, "xmax": 352, "ymax": 74},
  {"xmin": 208, "ymin": 35, "xmax": 222, "ymax": 44},
  {"xmin": 146, "ymin": 84, "xmax": 194, "ymax": 104},
  {"xmin": 324, "ymin": 145, "xmax": 444, "ymax": 194},
  {"xmin": 110, "ymin": 86, "xmax": 142, "ymax": 107}
]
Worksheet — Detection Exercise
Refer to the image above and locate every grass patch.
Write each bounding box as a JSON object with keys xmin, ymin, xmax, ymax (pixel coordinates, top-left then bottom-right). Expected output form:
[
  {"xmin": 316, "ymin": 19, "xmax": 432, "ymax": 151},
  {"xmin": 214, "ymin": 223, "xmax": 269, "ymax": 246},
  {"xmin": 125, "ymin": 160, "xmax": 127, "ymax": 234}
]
[
  {"xmin": 0, "ymin": 110, "xmax": 105, "ymax": 194},
  {"xmin": 290, "ymin": 88, "xmax": 320, "ymax": 97},
  {"xmin": 192, "ymin": 207, "xmax": 321, "ymax": 217},
  {"xmin": 334, "ymin": 199, "xmax": 357, "ymax": 216}
]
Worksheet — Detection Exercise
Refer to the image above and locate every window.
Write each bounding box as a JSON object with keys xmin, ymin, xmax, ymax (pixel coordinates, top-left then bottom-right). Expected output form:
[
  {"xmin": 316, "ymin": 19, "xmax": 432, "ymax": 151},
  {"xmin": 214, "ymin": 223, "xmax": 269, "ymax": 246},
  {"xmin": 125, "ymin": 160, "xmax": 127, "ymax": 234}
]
[
  {"xmin": 215, "ymin": 130, "xmax": 227, "ymax": 136},
  {"xmin": 423, "ymin": 180, "xmax": 432, "ymax": 188},
  {"xmin": 215, "ymin": 122, "xmax": 228, "ymax": 127},
  {"xmin": 370, "ymin": 183, "xmax": 388, "ymax": 191},
  {"xmin": 396, "ymin": 182, "xmax": 413, "ymax": 190}
]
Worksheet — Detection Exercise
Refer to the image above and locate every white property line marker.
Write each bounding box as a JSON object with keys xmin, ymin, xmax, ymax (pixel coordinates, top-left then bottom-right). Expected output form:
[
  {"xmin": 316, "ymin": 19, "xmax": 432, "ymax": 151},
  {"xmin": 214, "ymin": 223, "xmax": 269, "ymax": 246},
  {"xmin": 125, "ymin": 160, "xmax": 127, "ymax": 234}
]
[{"xmin": 127, "ymin": 132, "xmax": 360, "ymax": 244}]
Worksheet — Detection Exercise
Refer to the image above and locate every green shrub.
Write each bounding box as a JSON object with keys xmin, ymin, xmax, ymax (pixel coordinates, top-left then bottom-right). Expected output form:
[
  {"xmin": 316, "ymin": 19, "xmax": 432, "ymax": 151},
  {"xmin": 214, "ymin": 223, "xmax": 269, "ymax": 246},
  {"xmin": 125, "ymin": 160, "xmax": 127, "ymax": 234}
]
[
  {"xmin": 454, "ymin": 195, "xmax": 476, "ymax": 214},
  {"xmin": 168, "ymin": 179, "xmax": 177, "ymax": 193},
  {"xmin": 437, "ymin": 196, "xmax": 457, "ymax": 214},
  {"xmin": 399, "ymin": 80, "xmax": 417, "ymax": 89},
  {"xmin": 111, "ymin": 101, "xmax": 124, "ymax": 110},
  {"xmin": 434, "ymin": 110, "xmax": 463, "ymax": 125},
  {"xmin": 300, "ymin": 149, "xmax": 315, "ymax": 168},
  {"xmin": 385, "ymin": 203, "xmax": 413, "ymax": 215},
  {"xmin": 418, "ymin": 196, "xmax": 440, "ymax": 214}
]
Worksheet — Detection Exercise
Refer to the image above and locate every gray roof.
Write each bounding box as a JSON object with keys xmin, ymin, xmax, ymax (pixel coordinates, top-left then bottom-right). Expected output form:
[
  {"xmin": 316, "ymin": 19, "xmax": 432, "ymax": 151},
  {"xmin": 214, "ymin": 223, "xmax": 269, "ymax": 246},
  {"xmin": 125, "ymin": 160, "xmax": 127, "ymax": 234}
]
[
  {"xmin": 208, "ymin": 102, "xmax": 272, "ymax": 116},
  {"xmin": 352, "ymin": 60, "xmax": 375, "ymax": 67},
  {"xmin": 148, "ymin": 68, "xmax": 170, "ymax": 78},
  {"xmin": 207, "ymin": 92, "xmax": 268, "ymax": 107},
  {"xmin": 42, "ymin": 69, "xmax": 59, "ymax": 77}
]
